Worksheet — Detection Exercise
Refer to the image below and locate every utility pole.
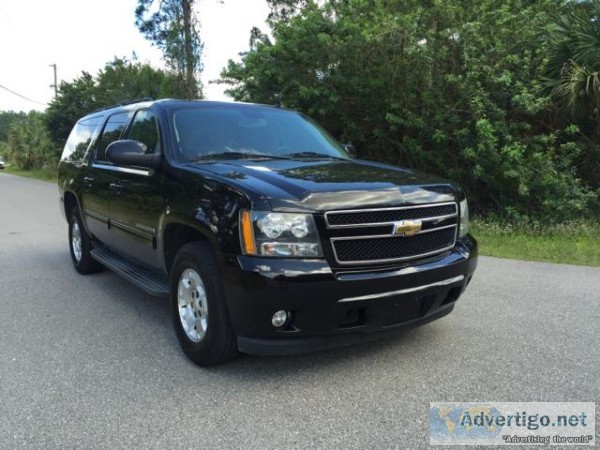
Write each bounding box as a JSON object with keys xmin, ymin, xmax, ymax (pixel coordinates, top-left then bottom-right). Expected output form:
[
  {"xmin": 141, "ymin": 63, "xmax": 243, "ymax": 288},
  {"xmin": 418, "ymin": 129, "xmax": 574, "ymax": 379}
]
[{"xmin": 49, "ymin": 64, "xmax": 57, "ymax": 98}]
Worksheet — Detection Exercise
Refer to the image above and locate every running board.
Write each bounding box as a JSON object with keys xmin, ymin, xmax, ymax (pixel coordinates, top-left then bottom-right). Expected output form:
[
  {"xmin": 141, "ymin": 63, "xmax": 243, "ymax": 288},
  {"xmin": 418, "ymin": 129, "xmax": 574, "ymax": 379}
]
[{"xmin": 91, "ymin": 247, "xmax": 170, "ymax": 297}]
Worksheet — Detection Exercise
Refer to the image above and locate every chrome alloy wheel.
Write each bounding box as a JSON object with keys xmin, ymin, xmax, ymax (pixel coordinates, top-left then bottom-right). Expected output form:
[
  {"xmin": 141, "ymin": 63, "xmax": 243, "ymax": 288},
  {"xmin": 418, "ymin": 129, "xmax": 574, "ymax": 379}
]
[
  {"xmin": 177, "ymin": 269, "xmax": 209, "ymax": 343},
  {"xmin": 71, "ymin": 221, "xmax": 82, "ymax": 262}
]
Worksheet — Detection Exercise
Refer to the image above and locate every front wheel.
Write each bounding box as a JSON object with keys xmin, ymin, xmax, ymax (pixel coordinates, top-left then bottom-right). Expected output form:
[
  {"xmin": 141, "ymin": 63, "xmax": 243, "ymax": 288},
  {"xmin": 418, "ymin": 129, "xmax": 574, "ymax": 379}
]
[{"xmin": 170, "ymin": 242, "xmax": 239, "ymax": 366}]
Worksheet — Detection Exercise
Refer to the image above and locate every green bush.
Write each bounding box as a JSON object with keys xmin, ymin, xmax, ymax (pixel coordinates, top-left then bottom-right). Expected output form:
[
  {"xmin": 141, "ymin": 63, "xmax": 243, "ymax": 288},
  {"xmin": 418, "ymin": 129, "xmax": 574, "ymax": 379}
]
[
  {"xmin": 222, "ymin": 0, "xmax": 600, "ymax": 222},
  {"xmin": 3, "ymin": 112, "xmax": 58, "ymax": 170}
]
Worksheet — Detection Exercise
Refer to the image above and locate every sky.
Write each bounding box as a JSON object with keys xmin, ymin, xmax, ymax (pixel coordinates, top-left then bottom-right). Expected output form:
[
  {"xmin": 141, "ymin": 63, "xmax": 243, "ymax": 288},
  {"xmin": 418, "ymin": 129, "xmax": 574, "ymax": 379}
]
[{"xmin": 0, "ymin": 0, "xmax": 271, "ymax": 112}]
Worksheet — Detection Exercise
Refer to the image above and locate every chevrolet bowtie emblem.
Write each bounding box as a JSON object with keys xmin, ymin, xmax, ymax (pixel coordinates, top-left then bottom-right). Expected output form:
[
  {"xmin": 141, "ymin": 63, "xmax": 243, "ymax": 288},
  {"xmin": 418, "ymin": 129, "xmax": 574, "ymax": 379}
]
[{"xmin": 393, "ymin": 220, "xmax": 422, "ymax": 237}]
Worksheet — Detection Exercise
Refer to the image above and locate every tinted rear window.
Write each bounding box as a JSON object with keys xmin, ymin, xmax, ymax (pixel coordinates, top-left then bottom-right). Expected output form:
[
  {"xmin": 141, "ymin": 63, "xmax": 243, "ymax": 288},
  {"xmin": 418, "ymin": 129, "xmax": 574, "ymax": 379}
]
[{"xmin": 62, "ymin": 116, "xmax": 103, "ymax": 162}]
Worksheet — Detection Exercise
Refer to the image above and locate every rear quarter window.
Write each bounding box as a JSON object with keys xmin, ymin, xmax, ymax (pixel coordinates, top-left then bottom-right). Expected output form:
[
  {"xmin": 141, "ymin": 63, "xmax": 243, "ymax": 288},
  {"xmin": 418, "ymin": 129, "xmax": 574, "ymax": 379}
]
[{"xmin": 61, "ymin": 116, "xmax": 103, "ymax": 162}]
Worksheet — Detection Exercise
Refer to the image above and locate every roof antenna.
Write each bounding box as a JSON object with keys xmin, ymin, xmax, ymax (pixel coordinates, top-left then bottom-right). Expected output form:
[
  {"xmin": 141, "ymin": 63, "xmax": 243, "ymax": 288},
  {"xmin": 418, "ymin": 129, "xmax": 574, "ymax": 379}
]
[{"xmin": 273, "ymin": 93, "xmax": 282, "ymax": 108}]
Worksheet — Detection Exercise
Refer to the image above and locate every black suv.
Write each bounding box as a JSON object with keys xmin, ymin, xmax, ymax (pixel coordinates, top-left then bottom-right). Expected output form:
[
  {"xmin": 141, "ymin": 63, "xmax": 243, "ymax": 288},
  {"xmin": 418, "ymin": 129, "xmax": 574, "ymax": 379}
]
[{"xmin": 58, "ymin": 99, "xmax": 478, "ymax": 366}]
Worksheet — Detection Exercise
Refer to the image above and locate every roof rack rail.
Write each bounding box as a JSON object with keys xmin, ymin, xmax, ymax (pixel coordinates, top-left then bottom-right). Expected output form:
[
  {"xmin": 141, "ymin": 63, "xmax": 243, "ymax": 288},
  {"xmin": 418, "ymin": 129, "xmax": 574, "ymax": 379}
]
[{"xmin": 91, "ymin": 97, "xmax": 154, "ymax": 113}]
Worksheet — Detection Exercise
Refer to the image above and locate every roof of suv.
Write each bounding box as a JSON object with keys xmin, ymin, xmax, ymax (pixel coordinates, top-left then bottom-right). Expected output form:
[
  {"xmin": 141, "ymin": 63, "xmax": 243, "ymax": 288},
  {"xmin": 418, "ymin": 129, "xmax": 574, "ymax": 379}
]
[{"xmin": 83, "ymin": 98, "xmax": 278, "ymax": 120}]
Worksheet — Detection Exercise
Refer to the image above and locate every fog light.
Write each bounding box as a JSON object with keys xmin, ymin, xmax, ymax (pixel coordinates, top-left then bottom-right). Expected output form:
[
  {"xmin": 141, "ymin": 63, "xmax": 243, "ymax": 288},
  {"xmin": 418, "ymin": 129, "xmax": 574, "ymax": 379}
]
[{"xmin": 272, "ymin": 310, "xmax": 289, "ymax": 328}]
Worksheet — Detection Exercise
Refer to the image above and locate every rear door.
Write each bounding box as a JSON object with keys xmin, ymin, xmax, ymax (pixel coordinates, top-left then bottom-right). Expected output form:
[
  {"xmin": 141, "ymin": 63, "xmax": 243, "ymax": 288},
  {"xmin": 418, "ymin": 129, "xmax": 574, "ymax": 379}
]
[
  {"xmin": 107, "ymin": 109, "xmax": 165, "ymax": 270},
  {"xmin": 80, "ymin": 112, "xmax": 130, "ymax": 244}
]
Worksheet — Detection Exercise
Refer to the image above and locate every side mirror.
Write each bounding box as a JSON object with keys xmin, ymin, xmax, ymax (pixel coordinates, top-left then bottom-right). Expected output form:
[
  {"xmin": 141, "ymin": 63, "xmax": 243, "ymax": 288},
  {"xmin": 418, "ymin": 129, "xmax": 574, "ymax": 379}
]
[
  {"xmin": 106, "ymin": 140, "xmax": 160, "ymax": 169},
  {"xmin": 342, "ymin": 143, "xmax": 357, "ymax": 159}
]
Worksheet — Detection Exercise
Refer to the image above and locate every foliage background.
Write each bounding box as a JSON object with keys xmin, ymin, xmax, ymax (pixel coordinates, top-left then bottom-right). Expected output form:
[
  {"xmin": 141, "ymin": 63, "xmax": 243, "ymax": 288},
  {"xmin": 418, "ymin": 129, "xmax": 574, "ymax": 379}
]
[
  {"xmin": 0, "ymin": 58, "xmax": 182, "ymax": 171},
  {"xmin": 1, "ymin": 0, "xmax": 598, "ymax": 224},
  {"xmin": 221, "ymin": 0, "xmax": 600, "ymax": 222}
]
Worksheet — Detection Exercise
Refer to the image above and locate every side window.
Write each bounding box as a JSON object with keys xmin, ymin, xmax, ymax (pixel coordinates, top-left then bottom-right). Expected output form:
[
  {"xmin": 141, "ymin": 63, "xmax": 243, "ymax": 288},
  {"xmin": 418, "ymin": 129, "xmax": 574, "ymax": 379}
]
[
  {"xmin": 95, "ymin": 112, "xmax": 130, "ymax": 163},
  {"xmin": 62, "ymin": 116, "xmax": 103, "ymax": 162},
  {"xmin": 127, "ymin": 110, "xmax": 160, "ymax": 154}
]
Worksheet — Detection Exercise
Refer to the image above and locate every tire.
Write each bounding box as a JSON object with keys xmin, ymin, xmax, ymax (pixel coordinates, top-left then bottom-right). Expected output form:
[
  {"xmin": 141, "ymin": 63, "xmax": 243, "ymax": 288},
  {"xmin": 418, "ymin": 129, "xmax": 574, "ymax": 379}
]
[
  {"xmin": 170, "ymin": 242, "xmax": 239, "ymax": 366},
  {"xmin": 68, "ymin": 208, "xmax": 103, "ymax": 274}
]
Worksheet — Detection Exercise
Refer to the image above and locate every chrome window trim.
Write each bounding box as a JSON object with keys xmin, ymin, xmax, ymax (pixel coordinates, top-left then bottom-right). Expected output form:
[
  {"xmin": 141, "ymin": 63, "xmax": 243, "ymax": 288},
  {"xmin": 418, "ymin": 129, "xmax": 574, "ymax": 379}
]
[
  {"xmin": 91, "ymin": 162, "xmax": 150, "ymax": 177},
  {"xmin": 337, "ymin": 275, "xmax": 465, "ymax": 303},
  {"xmin": 324, "ymin": 201, "xmax": 458, "ymax": 229}
]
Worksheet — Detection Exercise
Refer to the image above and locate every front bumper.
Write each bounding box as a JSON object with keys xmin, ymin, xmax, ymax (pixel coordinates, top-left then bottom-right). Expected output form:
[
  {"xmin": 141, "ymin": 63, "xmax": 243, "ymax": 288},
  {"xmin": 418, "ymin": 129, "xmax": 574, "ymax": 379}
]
[{"xmin": 221, "ymin": 235, "xmax": 478, "ymax": 356}]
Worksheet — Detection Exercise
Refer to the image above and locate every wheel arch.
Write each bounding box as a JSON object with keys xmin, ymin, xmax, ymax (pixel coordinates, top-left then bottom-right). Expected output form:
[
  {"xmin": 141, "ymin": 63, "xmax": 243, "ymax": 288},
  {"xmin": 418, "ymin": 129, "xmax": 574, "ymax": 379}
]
[
  {"xmin": 63, "ymin": 189, "xmax": 97, "ymax": 239},
  {"xmin": 162, "ymin": 220, "xmax": 221, "ymax": 276},
  {"xmin": 63, "ymin": 190, "xmax": 80, "ymax": 218}
]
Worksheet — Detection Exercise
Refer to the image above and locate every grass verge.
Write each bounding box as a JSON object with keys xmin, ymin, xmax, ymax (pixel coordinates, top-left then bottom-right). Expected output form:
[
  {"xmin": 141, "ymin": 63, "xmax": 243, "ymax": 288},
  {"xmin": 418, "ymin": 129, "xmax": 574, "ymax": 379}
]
[
  {"xmin": 2, "ymin": 165, "xmax": 57, "ymax": 182},
  {"xmin": 471, "ymin": 219, "xmax": 600, "ymax": 267}
]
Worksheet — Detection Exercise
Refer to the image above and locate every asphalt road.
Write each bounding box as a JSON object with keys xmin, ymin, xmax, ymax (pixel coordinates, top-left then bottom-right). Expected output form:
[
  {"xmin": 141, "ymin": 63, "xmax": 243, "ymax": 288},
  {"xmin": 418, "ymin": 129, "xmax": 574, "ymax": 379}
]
[{"xmin": 0, "ymin": 173, "xmax": 598, "ymax": 449}]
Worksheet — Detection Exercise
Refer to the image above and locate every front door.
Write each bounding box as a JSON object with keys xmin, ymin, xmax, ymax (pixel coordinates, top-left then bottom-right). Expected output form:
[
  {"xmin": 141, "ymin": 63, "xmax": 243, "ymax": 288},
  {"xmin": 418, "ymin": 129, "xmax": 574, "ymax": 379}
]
[{"xmin": 108, "ymin": 109, "xmax": 165, "ymax": 270}]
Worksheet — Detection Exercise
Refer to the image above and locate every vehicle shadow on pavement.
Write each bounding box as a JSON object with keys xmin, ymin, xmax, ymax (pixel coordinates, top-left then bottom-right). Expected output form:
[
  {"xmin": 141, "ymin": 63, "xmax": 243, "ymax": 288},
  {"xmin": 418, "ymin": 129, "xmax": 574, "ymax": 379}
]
[{"xmin": 207, "ymin": 324, "xmax": 444, "ymax": 378}]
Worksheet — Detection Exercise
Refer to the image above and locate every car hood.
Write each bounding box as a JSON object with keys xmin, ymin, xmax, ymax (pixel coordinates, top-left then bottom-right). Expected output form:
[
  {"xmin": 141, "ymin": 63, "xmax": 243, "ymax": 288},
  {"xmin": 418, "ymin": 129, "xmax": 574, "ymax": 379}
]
[{"xmin": 187, "ymin": 158, "xmax": 461, "ymax": 212}]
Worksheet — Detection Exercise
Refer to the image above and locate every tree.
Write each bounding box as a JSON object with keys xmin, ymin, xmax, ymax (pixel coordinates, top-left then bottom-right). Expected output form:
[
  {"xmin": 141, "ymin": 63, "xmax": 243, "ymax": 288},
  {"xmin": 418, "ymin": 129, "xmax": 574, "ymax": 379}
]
[
  {"xmin": 135, "ymin": 0, "xmax": 203, "ymax": 98},
  {"xmin": 44, "ymin": 72, "xmax": 98, "ymax": 147},
  {"xmin": 3, "ymin": 112, "xmax": 57, "ymax": 170},
  {"xmin": 0, "ymin": 111, "xmax": 27, "ymax": 142},
  {"xmin": 220, "ymin": 0, "xmax": 598, "ymax": 222},
  {"xmin": 266, "ymin": 0, "xmax": 311, "ymax": 22},
  {"xmin": 547, "ymin": 0, "xmax": 600, "ymax": 117},
  {"xmin": 545, "ymin": 0, "xmax": 600, "ymax": 195},
  {"xmin": 45, "ymin": 58, "xmax": 181, "ymax": 146}
]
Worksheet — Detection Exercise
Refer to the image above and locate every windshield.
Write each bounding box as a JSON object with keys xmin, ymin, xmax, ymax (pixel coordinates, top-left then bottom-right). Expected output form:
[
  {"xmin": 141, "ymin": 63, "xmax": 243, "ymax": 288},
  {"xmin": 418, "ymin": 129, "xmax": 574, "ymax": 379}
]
[{"xmin": 170, "ymin": 105, "xmax": 350, "ymax": 162}]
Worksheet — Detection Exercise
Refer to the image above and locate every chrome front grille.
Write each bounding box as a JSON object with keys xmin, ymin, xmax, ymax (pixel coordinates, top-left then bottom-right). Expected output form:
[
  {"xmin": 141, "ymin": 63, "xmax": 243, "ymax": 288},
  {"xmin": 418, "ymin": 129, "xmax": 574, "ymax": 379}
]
[
  {"xmin": 325, "ymin": 203, "xmax": 457, "ymax": 228},
  {"xmin": 325, "ymin": 202, "xmax": 458, "ymax": 265}
]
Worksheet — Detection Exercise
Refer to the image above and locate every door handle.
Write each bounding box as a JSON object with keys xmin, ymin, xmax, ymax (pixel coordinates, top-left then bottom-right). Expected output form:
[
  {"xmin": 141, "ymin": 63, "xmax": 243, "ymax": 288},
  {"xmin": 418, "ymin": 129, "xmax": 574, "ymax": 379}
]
[
  {"xmin": 83, "ymin": 176, "xmax": 95, "ymax": 183},
  {"xmin": 109, "ymin": 182, "xmax": 123, "ymax": 191}
]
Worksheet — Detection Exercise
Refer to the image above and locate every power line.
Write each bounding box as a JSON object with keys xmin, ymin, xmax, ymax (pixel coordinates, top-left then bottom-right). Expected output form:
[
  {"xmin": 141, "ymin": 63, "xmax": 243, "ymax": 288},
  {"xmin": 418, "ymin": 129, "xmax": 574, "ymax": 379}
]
[{"xmin": 0, "ymin": 84, "xmax": 47, "ymax": 106}]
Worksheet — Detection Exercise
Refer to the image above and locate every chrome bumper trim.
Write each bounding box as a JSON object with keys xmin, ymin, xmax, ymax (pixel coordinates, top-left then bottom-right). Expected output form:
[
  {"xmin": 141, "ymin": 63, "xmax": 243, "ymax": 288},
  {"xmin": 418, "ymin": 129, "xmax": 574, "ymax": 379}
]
[{"xmin": 337, "ymin": 275, "xmax": 465, "ymax": 303}]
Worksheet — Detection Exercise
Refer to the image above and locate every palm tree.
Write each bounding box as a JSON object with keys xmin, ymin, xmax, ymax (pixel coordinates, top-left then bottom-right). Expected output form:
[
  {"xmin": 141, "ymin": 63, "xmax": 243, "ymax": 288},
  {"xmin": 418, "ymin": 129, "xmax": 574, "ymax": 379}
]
[{"xmin": 547, "ymin": 0, "xmax": 600, "ymax": 117}]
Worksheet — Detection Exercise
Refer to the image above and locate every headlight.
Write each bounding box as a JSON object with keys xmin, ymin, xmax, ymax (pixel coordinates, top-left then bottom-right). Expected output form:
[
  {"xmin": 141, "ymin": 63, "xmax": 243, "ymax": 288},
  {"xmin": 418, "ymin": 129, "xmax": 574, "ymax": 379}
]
[
  {"xmin": 240, "ymin": 210, "xmax": 323, "ymax": 257},
  {"xmin": 459, "ymin": 198, "xmax": 469, "ymax": 237}
]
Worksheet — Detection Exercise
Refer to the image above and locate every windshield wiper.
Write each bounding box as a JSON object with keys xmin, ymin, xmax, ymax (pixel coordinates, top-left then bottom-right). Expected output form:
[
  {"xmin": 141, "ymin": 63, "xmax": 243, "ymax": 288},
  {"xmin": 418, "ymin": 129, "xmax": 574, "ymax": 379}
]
[
  {"xmin": 284, "ymin": 151, "xmax": 348, "ymax": 160},
  {"xmin": 189, "ymin": 151, "xmax": 292, "ymax": 162}
]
